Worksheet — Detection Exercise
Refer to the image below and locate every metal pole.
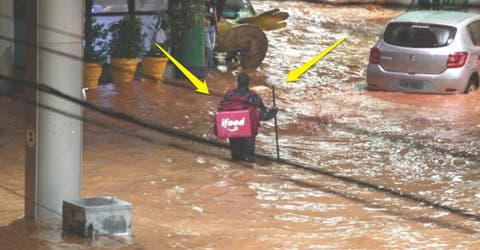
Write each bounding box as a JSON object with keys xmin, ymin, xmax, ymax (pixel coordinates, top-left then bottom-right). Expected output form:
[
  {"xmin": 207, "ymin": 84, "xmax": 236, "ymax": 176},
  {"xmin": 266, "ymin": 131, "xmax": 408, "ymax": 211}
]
[
  {"xmin": 24, "ymin": 0, "xmax": 38, "ymax": 219},
  {"xmin": 271, "ymin": 84, "xmax": 280, "ymax": 161}
]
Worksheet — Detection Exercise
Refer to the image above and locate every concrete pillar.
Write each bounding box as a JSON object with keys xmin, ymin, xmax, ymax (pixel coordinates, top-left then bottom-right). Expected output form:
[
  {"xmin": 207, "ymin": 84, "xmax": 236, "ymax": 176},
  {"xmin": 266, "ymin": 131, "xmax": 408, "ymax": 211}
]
[
  {"xmin": 32, "ymin": 0, "xmax": 83, "ymax": 219},
  {"xmin": 0, "ymin": 0, "xmax": 14, "ymax": 91}
]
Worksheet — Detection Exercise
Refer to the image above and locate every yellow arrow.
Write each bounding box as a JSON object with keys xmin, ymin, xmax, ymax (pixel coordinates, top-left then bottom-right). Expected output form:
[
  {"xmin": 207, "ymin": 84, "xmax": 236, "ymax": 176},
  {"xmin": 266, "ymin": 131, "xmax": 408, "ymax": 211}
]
[
  {"xmin": 154, "ymin": 42, "xmax": 209, "ymax": 95},
  {"xmin": 286, "ymin": 36, "xmax": 347, "ymax": 82}
]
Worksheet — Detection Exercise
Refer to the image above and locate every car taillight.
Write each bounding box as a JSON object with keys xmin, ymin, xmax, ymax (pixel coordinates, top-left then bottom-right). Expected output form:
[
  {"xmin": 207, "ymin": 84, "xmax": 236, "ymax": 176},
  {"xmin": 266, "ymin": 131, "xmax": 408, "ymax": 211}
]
[
  {"xmin": 447, "ymin": 52, "xmax": 468, "ymax": 68},
  {"xmin": 369, "ymin": 47, "xmax": 380, "ymax": 64}
]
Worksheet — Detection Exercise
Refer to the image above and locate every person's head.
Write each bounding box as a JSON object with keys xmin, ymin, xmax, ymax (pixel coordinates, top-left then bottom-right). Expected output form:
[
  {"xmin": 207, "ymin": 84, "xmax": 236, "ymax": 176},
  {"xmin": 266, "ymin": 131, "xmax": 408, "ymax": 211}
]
[{"xmin": 237, "ymin": 72, "xmax": 250, "ymax": 88}]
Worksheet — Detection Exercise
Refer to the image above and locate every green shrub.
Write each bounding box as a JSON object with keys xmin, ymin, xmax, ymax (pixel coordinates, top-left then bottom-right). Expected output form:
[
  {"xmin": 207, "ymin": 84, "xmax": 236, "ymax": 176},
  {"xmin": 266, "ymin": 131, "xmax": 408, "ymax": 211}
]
[
  {"xmin": 84, "ymin": 19, "xmax": 108, "ymax": 63},
  {"xmin": 108, "ymin": 15, "xmax": 145, "ymax": 58},
  {"xmin": 169, "ymin": 0, "xmax": 205, "ymax": 31}
]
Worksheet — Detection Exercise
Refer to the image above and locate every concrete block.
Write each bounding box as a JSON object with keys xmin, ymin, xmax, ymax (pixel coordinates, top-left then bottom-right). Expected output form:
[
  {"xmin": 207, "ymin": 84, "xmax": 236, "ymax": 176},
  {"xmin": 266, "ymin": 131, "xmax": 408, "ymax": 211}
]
[{"xmin": 62, "ymin": 197, "xmax": 132, "ymax": 237}]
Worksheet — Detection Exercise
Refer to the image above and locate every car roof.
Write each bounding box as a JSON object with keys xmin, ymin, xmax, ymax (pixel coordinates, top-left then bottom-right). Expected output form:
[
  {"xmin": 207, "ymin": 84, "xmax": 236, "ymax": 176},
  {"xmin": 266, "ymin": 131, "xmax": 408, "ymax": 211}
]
[{"xmin": 392, "ymin": 11, "xmax": 479, "ymax": 26}]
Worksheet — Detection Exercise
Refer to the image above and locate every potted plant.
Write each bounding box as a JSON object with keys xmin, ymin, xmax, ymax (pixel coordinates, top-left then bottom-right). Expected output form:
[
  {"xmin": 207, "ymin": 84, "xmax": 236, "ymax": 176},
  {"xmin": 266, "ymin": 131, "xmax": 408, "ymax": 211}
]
[
  {"xmin": 108, "ymin": 14, "xmax": 145, "ymax": 84},
  {"xmin": 84, "ymin": 19, "xmax": 108, "ymax": 89},
  {"xmin": 142, "ymin": 10, "xmax": 171, "ymax": 82}
]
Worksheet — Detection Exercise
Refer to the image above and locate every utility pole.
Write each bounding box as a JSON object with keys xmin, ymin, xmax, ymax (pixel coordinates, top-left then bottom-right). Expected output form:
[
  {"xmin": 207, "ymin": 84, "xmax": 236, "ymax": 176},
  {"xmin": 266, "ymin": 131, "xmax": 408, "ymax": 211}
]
[{"xmin": 25, "ymin": 0, "xmax": 83, "ymax": 219}]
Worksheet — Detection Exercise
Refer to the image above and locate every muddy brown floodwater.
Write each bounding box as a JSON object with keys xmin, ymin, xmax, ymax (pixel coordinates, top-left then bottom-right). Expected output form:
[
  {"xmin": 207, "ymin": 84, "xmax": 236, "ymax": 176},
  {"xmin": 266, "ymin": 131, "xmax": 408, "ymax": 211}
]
[{"xmin": 2, "ymin": 1, "xmax": 480, "ymax": 249}]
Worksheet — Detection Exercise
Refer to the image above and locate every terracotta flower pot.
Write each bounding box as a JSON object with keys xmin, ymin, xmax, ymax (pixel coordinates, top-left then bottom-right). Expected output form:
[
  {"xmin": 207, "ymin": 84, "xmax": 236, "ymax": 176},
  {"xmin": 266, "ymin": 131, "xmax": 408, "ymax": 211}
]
[
  {"xmin": 111, "ymin": 58, "xmax": 138, "ymax": 84},
  {"xmin": 142, "ymin": 56, "xmax": 168, "ymax": 81},
  {"xmin": 83, "ymin": 62, "xmax": 103, "ymax": 89}
]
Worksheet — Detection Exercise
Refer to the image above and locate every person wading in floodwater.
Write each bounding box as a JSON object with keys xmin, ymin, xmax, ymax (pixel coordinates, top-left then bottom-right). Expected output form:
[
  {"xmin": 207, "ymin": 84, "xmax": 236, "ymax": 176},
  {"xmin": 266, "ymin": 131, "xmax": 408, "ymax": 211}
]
[{"xmin": 220, "ymin": 72, "xmax": 277, "ymax": 162}]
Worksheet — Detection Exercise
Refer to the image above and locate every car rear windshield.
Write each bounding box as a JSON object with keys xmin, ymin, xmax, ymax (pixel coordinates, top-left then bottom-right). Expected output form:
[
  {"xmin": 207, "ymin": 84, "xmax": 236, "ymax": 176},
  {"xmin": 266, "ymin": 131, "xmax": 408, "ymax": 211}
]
[{"xmin": 383, "ymin": 22, "xmax": 457, "ymax": 48}]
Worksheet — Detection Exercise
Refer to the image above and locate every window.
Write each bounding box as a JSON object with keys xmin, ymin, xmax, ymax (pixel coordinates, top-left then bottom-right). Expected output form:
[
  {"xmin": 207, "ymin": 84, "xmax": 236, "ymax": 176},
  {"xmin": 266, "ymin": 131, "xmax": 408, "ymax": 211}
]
[
  {"xmin": 383, "ymin": 22, "xmax": 457, "ymax": 48},
  {"xmin": 135, "ymin": 0, "xmax": 167, "ymax": 11},
  {"xmin": 93, "ymin": 0, "xmax": 128, "ymax": 14},
  {"xmin": 467, "ymin": 21, "xmax": 480, "ymax": 46},
  {"xmin": 222, "ymin": 0, "xmax": 255, "ymax": 19}
]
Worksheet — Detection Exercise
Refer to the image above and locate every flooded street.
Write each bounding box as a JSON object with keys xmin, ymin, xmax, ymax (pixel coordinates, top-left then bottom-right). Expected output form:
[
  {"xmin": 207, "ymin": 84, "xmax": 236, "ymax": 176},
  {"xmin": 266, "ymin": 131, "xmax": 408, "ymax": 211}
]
[
  {"xmin": 254, "ymin": 1, "xmax": 480, "ymax": 246},
  {"xmin": 256, "ymin": 0, "xmax": 480, "ymax": 218},
  {"xmin": 2, "ymin": 1, "xmax": 480, "ymax": 249}
]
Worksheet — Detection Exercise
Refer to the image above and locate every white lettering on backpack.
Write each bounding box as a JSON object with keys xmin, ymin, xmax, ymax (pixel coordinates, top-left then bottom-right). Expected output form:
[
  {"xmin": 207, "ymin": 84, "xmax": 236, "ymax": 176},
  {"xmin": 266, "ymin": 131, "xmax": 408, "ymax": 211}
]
[{"xmin": 221, "ymin": 117, "xmax": 245, "ymax": 132}]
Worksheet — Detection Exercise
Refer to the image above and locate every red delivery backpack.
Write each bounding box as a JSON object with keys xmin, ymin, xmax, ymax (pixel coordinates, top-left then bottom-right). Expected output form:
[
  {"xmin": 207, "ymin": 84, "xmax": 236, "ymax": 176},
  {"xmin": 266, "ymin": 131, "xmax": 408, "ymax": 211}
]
[{"xmin": 214, "ymin": 91, "xmax": 260, "ymax": 139}]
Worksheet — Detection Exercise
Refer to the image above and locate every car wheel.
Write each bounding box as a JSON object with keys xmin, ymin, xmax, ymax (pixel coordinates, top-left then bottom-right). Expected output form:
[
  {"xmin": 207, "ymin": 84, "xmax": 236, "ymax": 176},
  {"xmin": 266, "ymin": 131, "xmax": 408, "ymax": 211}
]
[{"xmin": 464, "ymin": 75, "xmax": 478, "ymax": 94}]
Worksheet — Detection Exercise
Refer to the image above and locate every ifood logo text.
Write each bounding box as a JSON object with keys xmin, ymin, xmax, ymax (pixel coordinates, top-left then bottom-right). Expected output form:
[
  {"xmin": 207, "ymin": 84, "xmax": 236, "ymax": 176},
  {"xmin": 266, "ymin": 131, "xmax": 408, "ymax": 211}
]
[{"xmin": 221, "ymin": 118, "xmax": 245, "ymax": 132}]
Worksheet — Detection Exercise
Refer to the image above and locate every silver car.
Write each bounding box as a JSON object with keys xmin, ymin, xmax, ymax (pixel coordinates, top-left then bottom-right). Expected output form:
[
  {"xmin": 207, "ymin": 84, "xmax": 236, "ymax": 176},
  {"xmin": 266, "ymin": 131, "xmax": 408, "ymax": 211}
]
[{"xmin": 367, "ymin": 11, "xmax": 480, "ymax": 94}]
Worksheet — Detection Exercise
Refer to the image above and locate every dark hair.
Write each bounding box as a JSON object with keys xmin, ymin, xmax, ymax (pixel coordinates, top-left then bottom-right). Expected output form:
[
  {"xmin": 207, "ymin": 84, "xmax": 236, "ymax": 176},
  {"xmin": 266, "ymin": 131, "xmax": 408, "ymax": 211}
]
[{"xmin": 237, "ymin": 72, "xmax": 250, "ymax": 87}]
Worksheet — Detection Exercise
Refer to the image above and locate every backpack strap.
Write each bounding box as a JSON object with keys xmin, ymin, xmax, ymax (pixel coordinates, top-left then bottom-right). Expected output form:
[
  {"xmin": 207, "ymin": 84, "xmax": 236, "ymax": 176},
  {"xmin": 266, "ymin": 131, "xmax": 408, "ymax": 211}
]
[{"xmin": 225, "ymin": 90, "xmax": 257, "ymax": 105}]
